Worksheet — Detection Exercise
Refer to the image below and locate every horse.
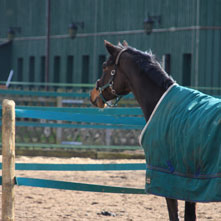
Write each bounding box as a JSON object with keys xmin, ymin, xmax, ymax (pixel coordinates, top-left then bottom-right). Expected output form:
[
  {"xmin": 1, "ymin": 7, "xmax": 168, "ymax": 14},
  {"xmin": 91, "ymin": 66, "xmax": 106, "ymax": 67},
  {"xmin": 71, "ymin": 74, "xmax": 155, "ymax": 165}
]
[{"xmin": 90, "ymin": 40, "xmax": 221, "ymax": 220}]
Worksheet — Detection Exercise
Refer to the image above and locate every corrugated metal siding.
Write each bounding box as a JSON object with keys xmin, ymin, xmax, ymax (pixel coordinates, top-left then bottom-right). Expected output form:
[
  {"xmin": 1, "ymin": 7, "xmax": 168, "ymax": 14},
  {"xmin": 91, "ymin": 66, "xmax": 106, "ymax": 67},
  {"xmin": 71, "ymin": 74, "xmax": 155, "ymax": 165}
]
[
  {"xmin": 0, "ymin": 0, "xmax": 220, "ymax": 93},
  {"xmin": 197, "ymin": 0, "xmax": 221, "ymax": 94}
]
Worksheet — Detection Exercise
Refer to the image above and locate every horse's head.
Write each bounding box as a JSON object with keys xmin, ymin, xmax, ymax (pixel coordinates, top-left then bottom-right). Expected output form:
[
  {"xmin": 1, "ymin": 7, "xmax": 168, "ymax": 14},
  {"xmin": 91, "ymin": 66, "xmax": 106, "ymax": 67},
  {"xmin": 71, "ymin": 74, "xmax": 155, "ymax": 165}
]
[{"xmin": 90, "ymin": 40, "xmax": 131, "ymax": 108}]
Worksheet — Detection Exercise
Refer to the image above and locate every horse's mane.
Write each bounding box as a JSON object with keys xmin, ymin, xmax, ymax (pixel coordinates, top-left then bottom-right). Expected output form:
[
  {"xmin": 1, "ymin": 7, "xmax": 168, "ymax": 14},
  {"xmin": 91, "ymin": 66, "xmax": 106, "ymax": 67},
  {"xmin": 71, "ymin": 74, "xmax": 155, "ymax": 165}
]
[{"xmin": 125, "ymin": 46, "xmax": 175, "ymax": 90}]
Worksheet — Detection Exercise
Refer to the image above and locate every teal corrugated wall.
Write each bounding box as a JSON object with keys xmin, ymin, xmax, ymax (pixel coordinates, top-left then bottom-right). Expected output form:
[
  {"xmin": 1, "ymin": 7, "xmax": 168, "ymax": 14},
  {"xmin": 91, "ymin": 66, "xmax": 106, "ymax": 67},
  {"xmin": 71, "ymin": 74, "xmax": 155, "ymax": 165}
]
[{"xmin": 0, "ymin": 0, "xmax": 220, "ymax": 93}]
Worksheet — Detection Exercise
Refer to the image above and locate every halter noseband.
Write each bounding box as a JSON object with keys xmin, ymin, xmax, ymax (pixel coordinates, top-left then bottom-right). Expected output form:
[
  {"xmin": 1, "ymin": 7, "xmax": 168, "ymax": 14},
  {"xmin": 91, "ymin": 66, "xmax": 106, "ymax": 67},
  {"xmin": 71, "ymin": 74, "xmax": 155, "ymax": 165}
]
[{"xmin": 96, "ymin": 48, "xmax": 128, "ymax": 107}]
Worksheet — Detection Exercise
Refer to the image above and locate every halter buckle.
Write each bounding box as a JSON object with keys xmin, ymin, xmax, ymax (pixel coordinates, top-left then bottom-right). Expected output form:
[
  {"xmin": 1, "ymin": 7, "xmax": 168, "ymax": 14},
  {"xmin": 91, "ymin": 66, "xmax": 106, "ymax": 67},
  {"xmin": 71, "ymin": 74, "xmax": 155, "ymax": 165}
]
[{"xmin": 111, "ymin": 70, "xmax": 116, "ymax": 76}]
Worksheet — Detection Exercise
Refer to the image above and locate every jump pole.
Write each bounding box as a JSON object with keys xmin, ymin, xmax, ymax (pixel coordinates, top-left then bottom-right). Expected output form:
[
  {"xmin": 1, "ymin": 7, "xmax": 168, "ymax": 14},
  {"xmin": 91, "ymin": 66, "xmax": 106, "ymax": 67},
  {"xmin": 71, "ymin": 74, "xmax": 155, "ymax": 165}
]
[{"xmin": 2, "ymin": 99, "xmax": 15, "ymax": 221}]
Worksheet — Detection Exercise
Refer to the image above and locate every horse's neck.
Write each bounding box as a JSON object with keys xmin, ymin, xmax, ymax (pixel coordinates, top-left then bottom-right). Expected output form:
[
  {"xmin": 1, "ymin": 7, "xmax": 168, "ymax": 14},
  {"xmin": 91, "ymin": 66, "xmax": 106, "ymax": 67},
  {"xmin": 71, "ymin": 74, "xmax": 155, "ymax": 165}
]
[
  {"xmin": 126, "ymin": 68, "xmax": 173, "ymax": 121},
  {"xmin": 131, "ymin": 82, "xmax": 166, "ymax": 122},
  {"xmin": 121, "ymin": 54, "xmax": 174, "ymax": 122}
]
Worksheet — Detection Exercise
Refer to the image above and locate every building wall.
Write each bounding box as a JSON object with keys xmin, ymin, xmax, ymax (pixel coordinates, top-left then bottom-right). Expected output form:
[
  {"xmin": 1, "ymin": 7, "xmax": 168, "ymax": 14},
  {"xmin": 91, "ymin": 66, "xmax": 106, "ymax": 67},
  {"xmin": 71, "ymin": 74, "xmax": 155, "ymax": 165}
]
[
  {"xmin": 0, "ymin": 0, "xmax": 221, "ymax": 91},
  {"xmin": 197, "ymin": 0, "xmax": 221, "ymax": 92}
]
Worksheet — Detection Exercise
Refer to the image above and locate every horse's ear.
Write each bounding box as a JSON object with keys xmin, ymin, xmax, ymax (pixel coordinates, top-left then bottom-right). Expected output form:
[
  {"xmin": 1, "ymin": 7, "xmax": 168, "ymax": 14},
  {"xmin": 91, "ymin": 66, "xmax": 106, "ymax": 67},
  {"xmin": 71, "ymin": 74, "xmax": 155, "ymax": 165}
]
[
  {"xmin": 117, "ymin": 41, "xmax": 124, "ymax": 48},
  {"xmin": 122, "ymin": 40, "xmax": 128, "ymax": 47},
  {"xmin": 104, "ymin": 40, "xmax": 120, "ymax": 57}
]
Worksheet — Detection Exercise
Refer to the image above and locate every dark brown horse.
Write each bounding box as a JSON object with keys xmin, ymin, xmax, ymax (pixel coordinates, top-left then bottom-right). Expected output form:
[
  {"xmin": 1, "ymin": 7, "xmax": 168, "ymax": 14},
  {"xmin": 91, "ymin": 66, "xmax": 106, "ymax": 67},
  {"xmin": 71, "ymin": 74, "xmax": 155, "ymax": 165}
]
[{"xmin": 90, "ymin": 40, "xmax": 196, "ymax": 221}]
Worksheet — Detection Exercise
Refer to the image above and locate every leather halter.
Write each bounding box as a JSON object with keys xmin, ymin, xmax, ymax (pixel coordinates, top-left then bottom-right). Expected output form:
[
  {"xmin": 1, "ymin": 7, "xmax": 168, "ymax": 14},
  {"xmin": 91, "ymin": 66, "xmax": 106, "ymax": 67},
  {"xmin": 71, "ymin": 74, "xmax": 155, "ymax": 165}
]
[{"xmin": 96, "ymin": 48, "xmax": 128, "ymax": 107}]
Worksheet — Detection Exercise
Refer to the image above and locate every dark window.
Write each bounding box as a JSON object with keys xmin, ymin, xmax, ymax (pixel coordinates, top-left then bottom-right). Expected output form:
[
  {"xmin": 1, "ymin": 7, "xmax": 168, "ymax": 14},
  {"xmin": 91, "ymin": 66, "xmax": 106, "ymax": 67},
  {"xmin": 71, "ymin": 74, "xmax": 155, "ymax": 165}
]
[
  {"xmin": 81, "ymin": 55, "xmax": 89, "ymax": 83},
  {"xmin": 40, "ymin": 56, "xmax": 45, "ymax": 82},
  {"xmin": 29, "ymin": 56, "xmax": 35, "ymax": 82},
  {"xmin": 182, "ymin": 54, "xmax": 192, "ymax": 86},
  {"xmin": 66, "ymin": 56, "xmax": 74, "ymax": 83},
  {"xmin": 54, "ymin": 56, "xmax": 60, "ymax": 83},
  {"xmin": 17, "ymin": 58, "xmax": 23, "ymax": 81},
  {"xmin": 163, "ymin": 54, "xmax": 171, "ymax": 75},
  {"xmin": 98, "ymin": 55, "xmax": 106, "ymax": 78}
]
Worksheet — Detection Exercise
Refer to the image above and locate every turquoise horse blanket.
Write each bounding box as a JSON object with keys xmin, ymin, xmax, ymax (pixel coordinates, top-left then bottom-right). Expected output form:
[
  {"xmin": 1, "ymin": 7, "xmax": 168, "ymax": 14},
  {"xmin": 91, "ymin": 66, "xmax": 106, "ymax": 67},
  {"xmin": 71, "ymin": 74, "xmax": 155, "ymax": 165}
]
[{"xmin": 140, "ymin": 84, "xmax": 221, "ymax": 202}]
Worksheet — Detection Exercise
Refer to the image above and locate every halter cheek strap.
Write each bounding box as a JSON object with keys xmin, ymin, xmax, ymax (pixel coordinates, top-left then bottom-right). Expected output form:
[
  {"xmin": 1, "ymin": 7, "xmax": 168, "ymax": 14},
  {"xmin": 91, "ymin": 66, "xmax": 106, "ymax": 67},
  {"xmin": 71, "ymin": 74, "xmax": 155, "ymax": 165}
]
[
  {"xmin": 115, "ymin": 48, "xmax": 128, "ymax": 66},
  {"xmin": 97, "ymin": 48, "xmax": 128, "ymax": 107}
]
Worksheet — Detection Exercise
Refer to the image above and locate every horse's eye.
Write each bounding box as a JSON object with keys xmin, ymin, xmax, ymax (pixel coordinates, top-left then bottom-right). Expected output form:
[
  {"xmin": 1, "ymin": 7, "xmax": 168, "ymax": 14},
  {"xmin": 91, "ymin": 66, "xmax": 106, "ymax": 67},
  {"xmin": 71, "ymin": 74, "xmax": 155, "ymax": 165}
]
[{"xmin": 102, "ymin": 62, "xmax": 107, "ymax": 69}]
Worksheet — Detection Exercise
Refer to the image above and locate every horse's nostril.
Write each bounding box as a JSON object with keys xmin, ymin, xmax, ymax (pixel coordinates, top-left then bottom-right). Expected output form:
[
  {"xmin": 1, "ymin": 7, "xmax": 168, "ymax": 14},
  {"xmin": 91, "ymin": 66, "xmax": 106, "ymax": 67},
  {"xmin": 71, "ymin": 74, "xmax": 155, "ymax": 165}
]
[{"xmin": 90, "ymin": 96, "xmax": 97, "ymax": 107}]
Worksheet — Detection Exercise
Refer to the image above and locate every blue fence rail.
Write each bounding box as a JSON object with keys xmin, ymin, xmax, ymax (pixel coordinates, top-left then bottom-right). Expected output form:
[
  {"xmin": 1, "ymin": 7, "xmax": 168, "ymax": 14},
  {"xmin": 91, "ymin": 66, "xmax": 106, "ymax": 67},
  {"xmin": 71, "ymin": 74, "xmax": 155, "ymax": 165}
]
[
  {"xmin": 0, "ymin": 81, "xmax": 95, "ymax": 88},
  {"xmin": 1, "ymin": 106, "xmax": 144, "ymax": 131},
  {"xmin": 0, "ymin": 163, "xmax": 146, "ymax": 171},
  {"xmin": 15, "ymin": 177, "xmax": 146, "ymax": 194},
  {"xmin": 0, "ymin": 88, "xmax": 134, "ymax": 99},
  {"xmin": 0, "ymin": 106, "xmax": 145, "ymax": 131},
  {"xmin": 0, "ymin": 105, "xmax": 145, "ymax": 150},
  {"xmin": 14, "ymin": 109, "xmax": 145, "ymax": 126},
  {"xmin": 0, "ymin": 162, "xmax": 146, "ymax": 194}
]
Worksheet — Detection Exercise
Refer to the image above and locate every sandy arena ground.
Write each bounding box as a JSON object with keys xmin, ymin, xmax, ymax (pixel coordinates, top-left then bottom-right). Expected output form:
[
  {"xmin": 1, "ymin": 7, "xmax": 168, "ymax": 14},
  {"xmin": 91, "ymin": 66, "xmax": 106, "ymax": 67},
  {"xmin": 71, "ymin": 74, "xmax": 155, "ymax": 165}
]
[{"xmin": 0, "ymin": 156, "xmax": 220, "ymax": 221}]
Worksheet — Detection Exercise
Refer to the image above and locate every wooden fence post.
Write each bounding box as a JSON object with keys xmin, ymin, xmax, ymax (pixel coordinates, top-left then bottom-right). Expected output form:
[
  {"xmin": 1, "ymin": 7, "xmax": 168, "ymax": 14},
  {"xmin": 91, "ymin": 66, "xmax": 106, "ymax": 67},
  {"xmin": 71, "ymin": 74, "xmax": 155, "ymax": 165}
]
[
  {"xmin": 2, "ymin": 99, "xmax": 15, "ymax": 221},
  {"xmin": 56, "ymin": 94, "xmax": 62, "ymax": 144}
]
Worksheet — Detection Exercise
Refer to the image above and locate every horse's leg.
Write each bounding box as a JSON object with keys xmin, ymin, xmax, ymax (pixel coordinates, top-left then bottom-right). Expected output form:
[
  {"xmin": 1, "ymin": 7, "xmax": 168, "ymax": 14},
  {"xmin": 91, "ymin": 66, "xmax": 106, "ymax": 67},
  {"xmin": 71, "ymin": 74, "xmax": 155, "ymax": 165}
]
[
  {"xmin": 165, "ymin": 198, "xmax": 179, "ymax": 221},
  {"xmin": 184, "ymin": 202, "xmax": 196, "ymax": 221}
]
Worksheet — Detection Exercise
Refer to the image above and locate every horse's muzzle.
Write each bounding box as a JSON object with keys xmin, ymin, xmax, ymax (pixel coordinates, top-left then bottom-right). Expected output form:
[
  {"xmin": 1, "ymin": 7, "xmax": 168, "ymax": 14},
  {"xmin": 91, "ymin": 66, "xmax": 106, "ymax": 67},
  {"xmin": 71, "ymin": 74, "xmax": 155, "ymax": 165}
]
[{"xmin": 90, "ymin": 88, "xmax": 105, "ymax": 108}]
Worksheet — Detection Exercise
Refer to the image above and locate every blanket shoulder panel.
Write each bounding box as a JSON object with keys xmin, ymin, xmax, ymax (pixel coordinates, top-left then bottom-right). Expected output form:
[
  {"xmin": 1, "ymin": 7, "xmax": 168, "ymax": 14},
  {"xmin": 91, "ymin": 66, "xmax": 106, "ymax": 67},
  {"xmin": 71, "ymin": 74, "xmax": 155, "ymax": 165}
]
[{"xmin": 141, "ymin": 85, "xmax": 221, "ymax": 202}]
